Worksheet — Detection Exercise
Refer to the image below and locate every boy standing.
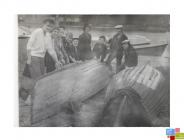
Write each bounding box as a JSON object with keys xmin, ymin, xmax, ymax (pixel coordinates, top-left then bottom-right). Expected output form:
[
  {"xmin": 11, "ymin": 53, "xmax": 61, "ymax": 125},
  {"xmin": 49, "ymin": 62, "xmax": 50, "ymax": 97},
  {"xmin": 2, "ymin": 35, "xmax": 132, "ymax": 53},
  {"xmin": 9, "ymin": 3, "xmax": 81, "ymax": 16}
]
[{"xmin": 26, "ymin": 19, "xmax": 62, "ymax": 79}]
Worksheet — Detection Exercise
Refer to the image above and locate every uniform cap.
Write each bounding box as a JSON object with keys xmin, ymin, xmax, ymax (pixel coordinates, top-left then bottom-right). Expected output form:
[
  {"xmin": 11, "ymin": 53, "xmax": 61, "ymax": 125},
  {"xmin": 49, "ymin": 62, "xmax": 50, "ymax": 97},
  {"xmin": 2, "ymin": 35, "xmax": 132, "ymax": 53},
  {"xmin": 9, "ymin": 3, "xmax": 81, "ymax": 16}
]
[{"xmin": 114, "ymin": 25, "xmax": 123, "ymax": 29}]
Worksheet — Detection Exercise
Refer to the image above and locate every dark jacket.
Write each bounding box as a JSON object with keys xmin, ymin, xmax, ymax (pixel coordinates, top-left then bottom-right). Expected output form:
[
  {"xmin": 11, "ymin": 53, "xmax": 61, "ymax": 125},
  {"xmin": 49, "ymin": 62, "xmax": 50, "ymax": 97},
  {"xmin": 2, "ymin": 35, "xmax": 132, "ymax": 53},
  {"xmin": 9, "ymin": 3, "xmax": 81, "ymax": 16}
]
[
  {"xmin": 116, "ymin": 45, "xmax": 138, "ymax": 73},
  {"xmin": 78, "ymin": 32, "xmax": 92, "ymax": 60},
  {"xmin": 106, "ymin": 32, "xmax": 128, "ymax": 64},
  {"xmin": 110, "ymin": 32, "xmax": 128, "ymax": 51}
]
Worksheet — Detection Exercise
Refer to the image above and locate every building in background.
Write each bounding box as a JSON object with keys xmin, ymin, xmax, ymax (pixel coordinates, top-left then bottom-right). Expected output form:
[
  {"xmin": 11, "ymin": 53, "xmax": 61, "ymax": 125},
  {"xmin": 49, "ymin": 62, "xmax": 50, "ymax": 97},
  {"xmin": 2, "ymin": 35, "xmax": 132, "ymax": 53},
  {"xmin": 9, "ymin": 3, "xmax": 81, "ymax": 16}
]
[{"xmin": 18, "ymin": 15, "xmax": 169, "ymax": 32}]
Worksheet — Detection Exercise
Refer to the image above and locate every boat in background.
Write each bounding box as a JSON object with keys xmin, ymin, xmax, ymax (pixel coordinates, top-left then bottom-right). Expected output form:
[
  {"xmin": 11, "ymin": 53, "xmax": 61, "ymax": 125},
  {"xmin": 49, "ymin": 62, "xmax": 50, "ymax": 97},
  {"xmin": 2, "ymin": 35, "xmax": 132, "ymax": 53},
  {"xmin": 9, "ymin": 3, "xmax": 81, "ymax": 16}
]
[{"xmin": 133, "ymin": 42, "xmax": 168, "ymax": 56}]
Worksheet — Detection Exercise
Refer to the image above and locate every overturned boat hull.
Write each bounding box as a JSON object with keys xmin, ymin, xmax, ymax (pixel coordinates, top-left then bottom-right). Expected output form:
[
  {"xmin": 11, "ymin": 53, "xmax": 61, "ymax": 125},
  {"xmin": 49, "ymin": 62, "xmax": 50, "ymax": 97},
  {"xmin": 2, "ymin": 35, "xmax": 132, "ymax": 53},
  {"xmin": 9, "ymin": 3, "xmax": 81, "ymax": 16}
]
[
  {"xmin": 105, "ymin": 64, "xmax": 170, "ymax": 126},
  {"xmin": 31, "ymin": 60, "xmax": 112, "ymax": 126}
]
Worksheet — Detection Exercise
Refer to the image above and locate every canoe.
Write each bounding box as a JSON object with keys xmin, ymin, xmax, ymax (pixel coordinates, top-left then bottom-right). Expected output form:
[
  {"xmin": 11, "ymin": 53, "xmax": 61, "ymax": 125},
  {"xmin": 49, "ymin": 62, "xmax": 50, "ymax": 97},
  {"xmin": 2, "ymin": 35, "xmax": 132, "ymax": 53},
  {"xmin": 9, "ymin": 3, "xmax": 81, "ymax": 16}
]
[{"xmin": 31, "ymin": 60, "xmax": 113, "ymax": 126}]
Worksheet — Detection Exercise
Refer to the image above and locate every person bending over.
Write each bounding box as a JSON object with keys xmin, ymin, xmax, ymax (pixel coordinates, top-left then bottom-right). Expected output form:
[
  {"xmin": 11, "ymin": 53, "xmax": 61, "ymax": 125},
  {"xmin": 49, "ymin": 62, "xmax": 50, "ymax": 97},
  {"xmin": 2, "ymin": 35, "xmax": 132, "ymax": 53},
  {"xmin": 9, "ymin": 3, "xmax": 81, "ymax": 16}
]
[
  {"xmin": 26, "ymin": 19, "xmax": 62, "ymax": 79},
  {"xmin": 93, "ymin": 36, "xmax": 108, "ymax": 62}
]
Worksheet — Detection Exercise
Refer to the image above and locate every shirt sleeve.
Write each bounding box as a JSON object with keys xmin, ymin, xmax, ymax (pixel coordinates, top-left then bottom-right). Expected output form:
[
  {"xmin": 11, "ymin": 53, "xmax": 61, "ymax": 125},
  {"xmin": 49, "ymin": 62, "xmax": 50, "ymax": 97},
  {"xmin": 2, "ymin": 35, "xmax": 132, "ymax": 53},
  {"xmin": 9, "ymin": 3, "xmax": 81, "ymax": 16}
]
[{"xmin": 26, "ymin": 29, "xmax": 38, "ymax": 50}]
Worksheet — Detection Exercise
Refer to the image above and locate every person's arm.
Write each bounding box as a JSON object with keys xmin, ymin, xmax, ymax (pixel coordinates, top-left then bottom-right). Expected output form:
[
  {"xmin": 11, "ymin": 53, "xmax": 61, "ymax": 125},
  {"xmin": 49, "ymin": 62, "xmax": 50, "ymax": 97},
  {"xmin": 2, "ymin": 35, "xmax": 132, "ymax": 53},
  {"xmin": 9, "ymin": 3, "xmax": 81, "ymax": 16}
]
[
  {"xmin": 47, "ymin": 36, "xmax": 62, "ymax": 69},
  {"xmin": 105, "ymin": 49, "xmax": 117, "ymax": 65},
  {"xmin": 105, "ymin": 37, "xmax": 117, "ymax": 64},
  {"xmin": 62, "ymin": 47, "xmax": 70, "ymax": 64},
  {"xmin": 69, "ymin": 56, "xmax": 76, "ymax": 63},
  {"xmin": 54, "ymin": 43, "xmax": 65, "ymax": 64},
  {"xmin": 100, "ymin": 45, "xmax": 107, "ymax": 62},
  {"xmin": 60, "ymin": 40, "xmax": 70, "ymax": 64},
  {"xmin": 58, "ymin": 51, "xmax": 65, "ymax": 64},
  {"xmin": 48, "ymin": 48, "xmax": 63, "ymax": 69},
  {"xmin": 54, "ymin": 43, "xmax": 61, "ymax": 57},
  {"xmin": 48, "ymin": 48, "xmax": 58, "ymax": 62}
]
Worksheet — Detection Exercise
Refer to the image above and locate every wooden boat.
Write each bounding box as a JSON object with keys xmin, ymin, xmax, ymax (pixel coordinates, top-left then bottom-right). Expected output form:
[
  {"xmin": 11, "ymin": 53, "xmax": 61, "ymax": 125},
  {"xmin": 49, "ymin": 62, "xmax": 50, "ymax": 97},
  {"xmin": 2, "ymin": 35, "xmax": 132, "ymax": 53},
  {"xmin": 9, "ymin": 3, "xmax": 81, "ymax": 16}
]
[
  {"xmin": 30, "ymin": 62, "xmax": 169, "ymax": 127},
  {"xmin": 19, "ymin": 31, "xmax": 167, "ymax": 59},
  {"xmin": 31, "ymin": 60, "xmax": 113, "ymax": 126},
  {"xmin": 18, "ymin": 26, "xmax": 169, "ymax": 126},
  {"xmin": 105, "ymin": 64, "xmax": 170, "ymax": 126},
  {"xmin": 129, "ymin": 34, "xmax": 168, "ymax": 56},
  {"xmin": 133, "ymin": 42, "xmax": 168, "ymax": 56},
  {"xmin": 100, "ymin": 88, "xmax": 153, "ymax": 127},
  {"xmin": 93, "ymin": 34, "xmax": 168, "ymax": 56}
]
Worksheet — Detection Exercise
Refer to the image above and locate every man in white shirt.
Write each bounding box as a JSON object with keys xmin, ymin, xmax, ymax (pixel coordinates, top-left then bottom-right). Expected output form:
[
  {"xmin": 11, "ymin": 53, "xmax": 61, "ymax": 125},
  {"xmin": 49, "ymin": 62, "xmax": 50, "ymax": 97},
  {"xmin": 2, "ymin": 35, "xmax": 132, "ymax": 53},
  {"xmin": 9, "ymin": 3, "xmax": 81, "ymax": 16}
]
[{"xmin": 27, "ymin": 19, "xmax": 62, "ymax": 79}]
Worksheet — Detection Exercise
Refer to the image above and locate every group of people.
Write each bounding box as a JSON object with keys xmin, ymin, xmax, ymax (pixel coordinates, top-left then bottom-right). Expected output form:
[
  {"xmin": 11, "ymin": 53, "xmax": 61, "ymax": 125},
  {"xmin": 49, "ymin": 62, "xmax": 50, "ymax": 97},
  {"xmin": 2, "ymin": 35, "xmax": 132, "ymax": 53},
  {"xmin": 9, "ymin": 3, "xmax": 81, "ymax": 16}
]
[{"xmin": 25, "ymin": 19, "xmax": 138, "ymax": 79}]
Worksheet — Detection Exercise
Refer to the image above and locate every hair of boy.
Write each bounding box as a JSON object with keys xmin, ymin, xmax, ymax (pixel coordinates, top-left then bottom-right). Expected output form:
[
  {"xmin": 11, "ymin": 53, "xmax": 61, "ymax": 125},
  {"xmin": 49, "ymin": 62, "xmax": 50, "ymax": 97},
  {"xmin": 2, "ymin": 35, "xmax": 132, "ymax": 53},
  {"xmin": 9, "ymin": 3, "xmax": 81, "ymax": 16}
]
[
  {"xmin": 83, "ymin": 24, "xmax": 91, "ymax": 31},
  {"xmin": 73, "ymin": 38, "xmax": 79, "ymax": 41},
  {"xmin": 59, "ymin": 26, "xmax": 65, "ymax": 30},
  {"xmin": 58, "ymin": 22, "xmax": 65, "ymax": 29},
  {"xmin": 52, "ymin": 27, "xmax": 59, "ymax": 31},
  {"xmin": 43, "ymin": 19, "xmax": 55, "ymax": 25}
]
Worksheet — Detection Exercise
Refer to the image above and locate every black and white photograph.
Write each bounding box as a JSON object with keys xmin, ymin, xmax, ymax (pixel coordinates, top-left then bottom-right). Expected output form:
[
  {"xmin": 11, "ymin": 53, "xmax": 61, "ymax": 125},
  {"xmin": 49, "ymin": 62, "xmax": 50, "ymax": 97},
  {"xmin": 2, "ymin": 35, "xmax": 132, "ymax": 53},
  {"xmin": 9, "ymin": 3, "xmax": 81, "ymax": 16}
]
[{"xmin": 18, "ymin": 15, "xmax": 170, "ymax": 127}]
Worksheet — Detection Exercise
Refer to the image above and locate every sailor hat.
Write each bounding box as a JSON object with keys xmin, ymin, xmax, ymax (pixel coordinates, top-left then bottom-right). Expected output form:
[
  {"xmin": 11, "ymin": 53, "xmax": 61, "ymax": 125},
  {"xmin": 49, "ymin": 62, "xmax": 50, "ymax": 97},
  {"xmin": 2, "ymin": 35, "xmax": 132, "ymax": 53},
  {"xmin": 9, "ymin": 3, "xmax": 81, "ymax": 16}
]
[
  {"xmin": 121, "ymin": 39, "xmax": 130, "ymax": 44},
  {"xmin": 114, "ymin": 25, "xmax": 123, "ymax": 29}
]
